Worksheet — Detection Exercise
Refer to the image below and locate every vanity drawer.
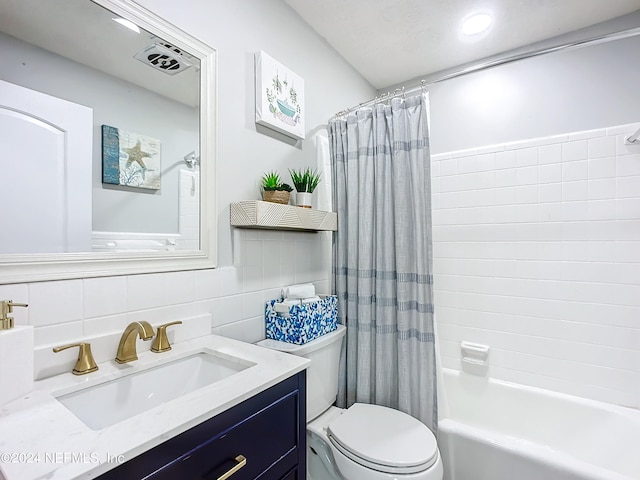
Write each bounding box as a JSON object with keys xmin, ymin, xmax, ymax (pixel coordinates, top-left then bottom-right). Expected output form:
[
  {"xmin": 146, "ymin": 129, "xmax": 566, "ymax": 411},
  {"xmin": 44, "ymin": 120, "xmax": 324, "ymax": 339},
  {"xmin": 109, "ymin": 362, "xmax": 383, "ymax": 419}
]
[
  {"xmin": 97, "ymin": 371, "xmax": 306, "ymax": 480},
  {"xmin": 162, "ymin": 391, "xmax": 298, "ymax": 479}
]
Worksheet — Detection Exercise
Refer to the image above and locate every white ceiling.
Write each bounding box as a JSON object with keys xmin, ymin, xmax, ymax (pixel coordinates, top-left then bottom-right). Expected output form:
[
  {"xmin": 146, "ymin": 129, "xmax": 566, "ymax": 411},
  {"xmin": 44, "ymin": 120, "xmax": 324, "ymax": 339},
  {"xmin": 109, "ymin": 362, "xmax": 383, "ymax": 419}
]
[{"xmin": 284, "ymin": 0, "xmax": 640, "ymax": 89}]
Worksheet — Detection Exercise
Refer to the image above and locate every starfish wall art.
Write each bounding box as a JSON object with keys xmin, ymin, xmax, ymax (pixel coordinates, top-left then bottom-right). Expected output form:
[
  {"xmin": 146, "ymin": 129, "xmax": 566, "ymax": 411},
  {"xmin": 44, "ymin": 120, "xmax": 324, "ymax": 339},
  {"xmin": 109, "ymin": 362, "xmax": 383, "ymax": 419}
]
[{"xmin": 102, "ymin": 125, "xmax": 161, "ymax": 190}]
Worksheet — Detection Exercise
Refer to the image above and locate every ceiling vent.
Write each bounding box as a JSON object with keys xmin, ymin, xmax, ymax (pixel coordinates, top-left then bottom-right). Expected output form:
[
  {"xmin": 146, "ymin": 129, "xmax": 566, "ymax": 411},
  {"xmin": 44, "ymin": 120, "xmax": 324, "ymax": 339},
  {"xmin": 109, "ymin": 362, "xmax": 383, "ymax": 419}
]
[{"xmin": 134, "ymin": 42, "xmax": 193, "ymax": 75}]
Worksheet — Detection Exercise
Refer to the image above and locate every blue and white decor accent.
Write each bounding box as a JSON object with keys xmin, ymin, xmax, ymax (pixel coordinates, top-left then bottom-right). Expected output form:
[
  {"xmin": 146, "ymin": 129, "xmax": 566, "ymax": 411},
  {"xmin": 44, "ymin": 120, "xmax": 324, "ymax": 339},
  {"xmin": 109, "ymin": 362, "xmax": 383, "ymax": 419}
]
[{"xmin": 265, "ymin": 296, "xmax": 338, "ymax": 344}]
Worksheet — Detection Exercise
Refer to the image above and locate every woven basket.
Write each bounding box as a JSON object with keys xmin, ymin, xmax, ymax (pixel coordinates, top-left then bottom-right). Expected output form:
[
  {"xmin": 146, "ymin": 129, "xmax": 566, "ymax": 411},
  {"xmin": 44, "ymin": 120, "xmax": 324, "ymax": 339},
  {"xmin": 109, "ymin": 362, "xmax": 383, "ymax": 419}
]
[{"xmin": 262, "ymin": 190, "xmax": 290, "ymax": 204}]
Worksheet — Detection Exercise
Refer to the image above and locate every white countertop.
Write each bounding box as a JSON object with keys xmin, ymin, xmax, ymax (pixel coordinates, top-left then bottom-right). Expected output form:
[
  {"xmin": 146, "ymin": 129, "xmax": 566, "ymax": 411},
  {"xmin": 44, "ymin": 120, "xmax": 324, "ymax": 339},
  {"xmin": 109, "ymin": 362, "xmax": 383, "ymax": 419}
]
[{"xmin": 0, "ymin": 334, "xmax": 309, "ymax": 480}]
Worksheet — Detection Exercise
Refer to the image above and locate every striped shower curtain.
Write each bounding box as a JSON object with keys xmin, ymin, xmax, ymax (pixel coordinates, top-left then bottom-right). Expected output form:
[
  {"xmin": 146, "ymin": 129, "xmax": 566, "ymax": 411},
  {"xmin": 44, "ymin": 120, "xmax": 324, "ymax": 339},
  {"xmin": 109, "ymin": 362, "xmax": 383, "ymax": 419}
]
[{"xmin": 328, "ymin": 94, "xmax": 437, "ymax": 431}]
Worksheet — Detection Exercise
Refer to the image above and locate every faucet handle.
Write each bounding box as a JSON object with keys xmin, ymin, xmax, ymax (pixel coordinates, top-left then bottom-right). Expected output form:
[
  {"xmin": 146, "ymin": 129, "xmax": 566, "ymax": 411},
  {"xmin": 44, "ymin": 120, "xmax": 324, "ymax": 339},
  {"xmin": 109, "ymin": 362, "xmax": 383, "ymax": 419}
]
[
  {"xmin": 0, "ymin": 300, "xmax": 28, "ymax": 330},
  {"xmin": 151, "ymin": 321, "xmax": 183, "ymax": 353},
  {"xmin": 53, "ymin": 342, "xmax": 99, "ymax": 375}
]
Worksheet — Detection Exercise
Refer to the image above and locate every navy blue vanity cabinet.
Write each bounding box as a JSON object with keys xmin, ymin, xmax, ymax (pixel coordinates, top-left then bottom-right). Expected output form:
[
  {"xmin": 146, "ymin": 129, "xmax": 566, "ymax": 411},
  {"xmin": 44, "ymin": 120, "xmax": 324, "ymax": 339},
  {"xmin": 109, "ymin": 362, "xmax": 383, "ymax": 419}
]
[{"xmin": 96, "ymin": 371, "xmax": 306, "ymax": 480}]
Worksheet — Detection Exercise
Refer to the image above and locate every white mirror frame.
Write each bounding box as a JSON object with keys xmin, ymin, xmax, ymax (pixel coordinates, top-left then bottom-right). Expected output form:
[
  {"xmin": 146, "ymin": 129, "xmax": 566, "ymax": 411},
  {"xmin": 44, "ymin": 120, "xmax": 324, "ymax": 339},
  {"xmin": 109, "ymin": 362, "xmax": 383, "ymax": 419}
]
[{"xmin": 0, "ymin": 0, "xmax": 217, "ymax": 284}]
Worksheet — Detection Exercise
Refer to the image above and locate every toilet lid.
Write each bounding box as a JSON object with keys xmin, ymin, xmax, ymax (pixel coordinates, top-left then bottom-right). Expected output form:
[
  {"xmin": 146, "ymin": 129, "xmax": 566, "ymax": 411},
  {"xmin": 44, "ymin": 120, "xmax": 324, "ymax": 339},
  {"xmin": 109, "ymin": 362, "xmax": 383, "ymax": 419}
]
[{"xmin": 327, "ymin": 403, "xmax": 438, "ymax": 474}]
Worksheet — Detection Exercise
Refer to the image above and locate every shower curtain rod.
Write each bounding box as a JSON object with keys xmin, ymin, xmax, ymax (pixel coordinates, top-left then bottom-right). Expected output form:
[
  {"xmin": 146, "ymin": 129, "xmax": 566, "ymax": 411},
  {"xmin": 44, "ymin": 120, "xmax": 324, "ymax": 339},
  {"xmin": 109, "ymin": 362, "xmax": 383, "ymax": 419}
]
[{"xmin": 332, "ymin": 24, "xmax": 640, "ymax": 119}]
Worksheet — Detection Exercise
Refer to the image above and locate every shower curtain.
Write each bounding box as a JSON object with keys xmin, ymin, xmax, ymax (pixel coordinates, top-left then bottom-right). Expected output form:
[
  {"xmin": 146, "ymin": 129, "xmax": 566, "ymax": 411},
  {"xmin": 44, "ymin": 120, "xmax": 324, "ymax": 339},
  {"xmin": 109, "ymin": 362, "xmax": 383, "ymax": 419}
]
[{"xmin": 328, "ymin": 94, "xmax": 437, "ymax": 431}]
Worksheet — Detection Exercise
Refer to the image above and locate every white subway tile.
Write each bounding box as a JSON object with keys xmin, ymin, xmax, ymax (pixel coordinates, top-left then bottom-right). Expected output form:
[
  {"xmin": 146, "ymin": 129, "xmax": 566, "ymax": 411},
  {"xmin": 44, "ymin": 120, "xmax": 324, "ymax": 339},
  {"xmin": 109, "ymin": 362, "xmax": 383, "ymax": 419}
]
[
  {"xmin": 439, "ymin": 175, "xmax": 459, "ymax": 193},
  {"xmin": 539, "ymin": 183, "xmax": 562, "ymax": 202},
  {"xmin": 562, "ymin": 181, "xmax": 588, "ymax": 202},
  {"xmin": 607, "ymin": 123, "xmax": 640, "ymax": 136},
  {"xmin": 431, "ymin": 159, "xmax": 441, "ymax": 177},
  {"xmin": 218, "ymin": 267, "xmax": 243, "ymax": 297},
  {"xmin": 127, "ymin": 273, "xmax": 165, "ymax": 311},
  {"xmin": 616, "ymin": 153, "xmax": 640, "ymax": 177},
  {"xmin": 214, "ymin": 295, "xmax": 245, "ymax": 326},
  {"xmin": 562, "ymin": 160, "xmax": 588, "ymax": 182},
  {"xmin": 588, "ymin": 200, "xmax": 616, "ymax": 221},
  {"xmin": 28, "ymin": 280, "xmax": 83, "ymax": 327},
  {"xmin": 212, "ymin": 322, "xmax": 245, "ymax": 342},
  {"xmin": 561, "ymin": 221, "xmax": 590, "ymax": 241},
  {"xmin": 83, "ymin": 276, "xmax": 128, "ymax": 319},
  {"xmin": 515, "ymin": 204, "xmax": 538, "ymax": 222},
  {"xmin": 34, "ymin": 321, "xmax": 83, "ymax": 348},
  {"xmin": 568, "ymin": 128, "xmax": 605, "ymax": 141},
  {"xmin": 83, "ymin": 313, "xmax": 129, "ymax": 337},
  {"xmin": 243, "ymin": 265, "xmax": 264, "ymax": 293},
  {"xmin": 588, "ymin": 178, "xmax": 616, "ymax": 200},
  {"xmin": 538, "ymin": 203, "xmax": 562, "ymax": 222},
  {"xmin": 194, "ymin": 268, "xmax": 220, "ymax": 301},
  {"xmin": 162, "ymin": 270, "xmax": 195, "ymax": 305},
  {"xmin": 457, "ymin": 155, "xmax": 478, "ymax": 174},
  {"xmin": 440, "ymin": 158, "xmax": 458, "ymax": 176},
  {"xmin": 494, "ymin": 168, "xmax": 516, "ymax": 187},
  {"xmin": 616, "ymin": 175, "xmax": 640, "ymax": 198},
  {"xmin": 431, "ymin": 153, "xmax": 451, "ymax": 162},
  {"xmin": 538, "ymin": 163, "xmax": 561, "ymax": 184},
  {"xmin": 562, "ymin": 204, "xmax": 589, "ymax": 226},
  {"xmin": 616, "ymin": 198, "xmax": 640, "ymax": 220},
  {"xmin": 475, "ymin": 153, "xmax": 495, "ymax": 172},
  {"xmin": 243, "ymin": 240, "xmax": 263, "ymax": 267},
  {"xmin": 516, "ymin": 147, "xmax": 538, "ymax": 167},
  {"xmin": 171, "ymin": 313, "xmax": 212, "ymax": 343},
  {"xmin": 495, "ymin": 150, "xmax": 517, "ymax": 170},
  {"xmin": 516, "ymin": 166, "xmax": 538, "ymax": 185},
  {"xmin": 562, "ymin": 140, "xmax": 588, "ymax": 162},
  {"xmin": 538, "ymin": 144, "xmax": 562, "ymax": 165},
  {"xmin": 588, "ymin": 156, "xmax": 616, "ymax": 179},
  {"xmin": 588, "ymin": 135, "xmax": 617, "ymax": 158},
  {"xmin": 516, "ymin": 185, "xmax": 538, "ymax": 204}
]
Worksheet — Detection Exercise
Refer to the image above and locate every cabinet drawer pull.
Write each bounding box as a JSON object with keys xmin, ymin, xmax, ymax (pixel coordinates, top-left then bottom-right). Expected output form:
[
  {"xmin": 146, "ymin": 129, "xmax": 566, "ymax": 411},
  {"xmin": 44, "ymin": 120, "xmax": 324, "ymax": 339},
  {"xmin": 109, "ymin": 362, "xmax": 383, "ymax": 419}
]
[{"xmin": 217, "ymin": 455, "xmax": 247, "ymax": 480}]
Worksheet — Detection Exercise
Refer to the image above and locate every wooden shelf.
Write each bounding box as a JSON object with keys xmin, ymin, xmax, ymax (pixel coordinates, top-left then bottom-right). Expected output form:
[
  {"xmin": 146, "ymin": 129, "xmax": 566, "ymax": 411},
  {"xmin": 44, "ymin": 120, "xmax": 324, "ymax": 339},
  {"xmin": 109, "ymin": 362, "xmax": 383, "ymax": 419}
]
[{"xmin": 230, "ymin": 201, "xmax": 337, "ymax": 232}]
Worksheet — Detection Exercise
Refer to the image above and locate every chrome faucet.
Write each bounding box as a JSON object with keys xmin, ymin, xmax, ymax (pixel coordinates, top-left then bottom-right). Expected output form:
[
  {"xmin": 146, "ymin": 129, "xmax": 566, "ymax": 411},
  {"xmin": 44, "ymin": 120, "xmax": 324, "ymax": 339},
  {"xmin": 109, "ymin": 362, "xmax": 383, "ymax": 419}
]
[{"xmin": 115, "ymin": 321, "xmax": 155, "ymax": 364}]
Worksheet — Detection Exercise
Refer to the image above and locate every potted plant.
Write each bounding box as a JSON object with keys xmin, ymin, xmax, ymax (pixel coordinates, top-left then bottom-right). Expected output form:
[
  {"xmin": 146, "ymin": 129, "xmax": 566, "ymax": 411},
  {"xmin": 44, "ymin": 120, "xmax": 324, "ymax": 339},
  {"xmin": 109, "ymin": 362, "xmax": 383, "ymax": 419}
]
[
  {"xmin": 260, "ymin": 171, "xmax": 293, "ymax": 204},
  {"xmin": 289, "ymin": 167, "xmax": 321, "ymax": 208}
]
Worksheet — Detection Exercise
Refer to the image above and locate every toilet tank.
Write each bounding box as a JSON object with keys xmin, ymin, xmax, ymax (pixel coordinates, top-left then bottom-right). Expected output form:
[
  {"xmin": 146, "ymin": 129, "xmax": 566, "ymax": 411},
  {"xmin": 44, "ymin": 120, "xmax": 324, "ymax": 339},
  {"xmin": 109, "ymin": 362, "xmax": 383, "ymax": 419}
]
[{"xmin": 258, "ymin": 325, "xmax": 346, "ymax": 421}]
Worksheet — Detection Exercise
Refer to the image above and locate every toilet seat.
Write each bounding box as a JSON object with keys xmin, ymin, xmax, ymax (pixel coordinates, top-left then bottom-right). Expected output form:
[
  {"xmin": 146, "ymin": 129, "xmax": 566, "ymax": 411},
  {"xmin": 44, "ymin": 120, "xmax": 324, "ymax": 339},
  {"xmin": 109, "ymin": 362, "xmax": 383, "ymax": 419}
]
[{"xmin": 326, "ymin": 403, "xmax": 438, "ymax": 475}]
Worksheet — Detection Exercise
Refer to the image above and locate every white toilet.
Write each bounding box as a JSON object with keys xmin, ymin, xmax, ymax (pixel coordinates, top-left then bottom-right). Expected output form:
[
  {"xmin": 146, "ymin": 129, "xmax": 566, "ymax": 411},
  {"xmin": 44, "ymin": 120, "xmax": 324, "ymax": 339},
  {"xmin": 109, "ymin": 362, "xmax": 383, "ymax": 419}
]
[{"xmin": 258, "ymin": 325, "xmax": 443, "ymax": 480}]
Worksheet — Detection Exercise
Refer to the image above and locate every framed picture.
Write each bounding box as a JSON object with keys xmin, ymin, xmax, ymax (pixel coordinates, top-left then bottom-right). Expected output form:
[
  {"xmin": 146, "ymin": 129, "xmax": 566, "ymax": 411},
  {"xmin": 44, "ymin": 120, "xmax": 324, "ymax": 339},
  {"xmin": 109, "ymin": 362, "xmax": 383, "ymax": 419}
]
[
  {"xmin": 102, "ymin": 125, "xmax": 161, "ymax": 190},
  {"xmin": 255, "ymin": 51, "xmax": 305, "ymax": 140}
]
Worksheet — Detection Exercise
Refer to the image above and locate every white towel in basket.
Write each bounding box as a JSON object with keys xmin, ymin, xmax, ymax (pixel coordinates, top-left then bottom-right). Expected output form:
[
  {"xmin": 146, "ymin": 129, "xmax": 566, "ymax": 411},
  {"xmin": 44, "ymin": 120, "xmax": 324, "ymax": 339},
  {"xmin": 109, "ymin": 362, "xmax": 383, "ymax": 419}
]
[{"xmin": 281, "ymin": 283, "xmax": 315, "ymax": 299}]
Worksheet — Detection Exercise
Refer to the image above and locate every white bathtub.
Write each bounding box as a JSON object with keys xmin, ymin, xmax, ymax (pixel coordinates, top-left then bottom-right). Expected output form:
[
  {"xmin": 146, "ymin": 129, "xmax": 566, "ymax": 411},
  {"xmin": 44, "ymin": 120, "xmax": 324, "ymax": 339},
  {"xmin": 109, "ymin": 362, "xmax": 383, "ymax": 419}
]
[{"xmin": 438, "ymin": 369, "xmax": 640, "ymax": 480}]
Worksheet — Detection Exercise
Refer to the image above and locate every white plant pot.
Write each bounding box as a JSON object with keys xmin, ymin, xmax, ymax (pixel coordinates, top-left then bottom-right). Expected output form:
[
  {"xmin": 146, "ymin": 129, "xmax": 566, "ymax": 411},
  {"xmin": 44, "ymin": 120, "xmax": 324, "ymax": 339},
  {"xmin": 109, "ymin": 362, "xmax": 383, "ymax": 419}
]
[{"xmin": 296, "ymin": 191, "xmax": 313, "ymax": 208}]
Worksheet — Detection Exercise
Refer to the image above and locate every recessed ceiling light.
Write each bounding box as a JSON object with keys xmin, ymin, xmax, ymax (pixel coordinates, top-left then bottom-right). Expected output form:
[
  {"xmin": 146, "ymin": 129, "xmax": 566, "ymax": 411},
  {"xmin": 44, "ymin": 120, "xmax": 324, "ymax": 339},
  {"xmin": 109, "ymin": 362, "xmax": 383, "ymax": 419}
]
[
  {"xmin": 460, "ymin": 13, "xmax": 493, "ymax": 36},
  {"xmin": 112, "ymin": 17, "xmax": 140, "ymax": 34}
]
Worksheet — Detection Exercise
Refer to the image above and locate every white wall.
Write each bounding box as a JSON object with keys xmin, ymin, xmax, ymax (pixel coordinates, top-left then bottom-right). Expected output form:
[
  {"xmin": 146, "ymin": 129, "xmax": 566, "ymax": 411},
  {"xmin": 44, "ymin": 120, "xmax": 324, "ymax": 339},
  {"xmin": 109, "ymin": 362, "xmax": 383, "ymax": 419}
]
[
  {"xmin": 0, "ymin": 0, "xmax": 375, "ymax": 378},
  {"xmin": 132, "ymin": 0, "xmax": 375, "ymax": 266},
  {"xmin": 429, "ymin": 35, "xmax": 640, "ymax": 154},
  {"xmin": 0, "ymin": 31, "xmax": 198, "ymax": 234},
  {"xmin": 428, "ymin": 36, "xmax": 640, "ymax": 408}
]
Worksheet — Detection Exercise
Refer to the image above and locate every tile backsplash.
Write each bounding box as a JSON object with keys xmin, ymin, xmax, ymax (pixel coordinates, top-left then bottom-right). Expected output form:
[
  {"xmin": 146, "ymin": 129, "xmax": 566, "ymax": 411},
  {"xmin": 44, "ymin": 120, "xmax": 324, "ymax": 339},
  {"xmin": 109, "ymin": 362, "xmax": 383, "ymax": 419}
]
[
  {"xmin": 0, "ymin": 229, "xmax": 331, "ymax": 379},
  {"xmin": 432, "ymin": 122, "xmax": 640, "ymax": 409}
]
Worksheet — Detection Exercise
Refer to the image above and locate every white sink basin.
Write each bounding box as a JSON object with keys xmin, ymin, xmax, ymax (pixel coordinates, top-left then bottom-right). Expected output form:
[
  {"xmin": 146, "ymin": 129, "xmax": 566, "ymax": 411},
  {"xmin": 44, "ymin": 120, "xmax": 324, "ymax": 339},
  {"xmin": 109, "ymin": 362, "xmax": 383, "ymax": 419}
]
[{"xmin": 55, "ymin": 351, "xmax": 254, "ymax": 430}]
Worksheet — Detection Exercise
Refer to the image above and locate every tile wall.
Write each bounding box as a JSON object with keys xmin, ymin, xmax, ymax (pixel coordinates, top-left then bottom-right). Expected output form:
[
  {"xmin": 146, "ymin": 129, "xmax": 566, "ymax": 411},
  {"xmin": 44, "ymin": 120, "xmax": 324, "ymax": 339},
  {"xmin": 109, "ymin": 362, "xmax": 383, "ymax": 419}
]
[
  {"xmin": 0, "ymin": 230, "xmax": 331, "ymax": 380},
  {"xmin": 432, "ymin": 122, "xmax": 640, "ymax": 408}
]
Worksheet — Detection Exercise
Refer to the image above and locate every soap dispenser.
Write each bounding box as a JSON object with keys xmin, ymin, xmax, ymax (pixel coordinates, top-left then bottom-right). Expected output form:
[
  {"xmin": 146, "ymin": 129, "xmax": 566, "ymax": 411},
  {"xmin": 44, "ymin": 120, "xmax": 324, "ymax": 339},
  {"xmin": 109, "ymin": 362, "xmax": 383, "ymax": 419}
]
[{"xmin": 0, "ymin": 300, "xmax": 34, "ymax": 406}]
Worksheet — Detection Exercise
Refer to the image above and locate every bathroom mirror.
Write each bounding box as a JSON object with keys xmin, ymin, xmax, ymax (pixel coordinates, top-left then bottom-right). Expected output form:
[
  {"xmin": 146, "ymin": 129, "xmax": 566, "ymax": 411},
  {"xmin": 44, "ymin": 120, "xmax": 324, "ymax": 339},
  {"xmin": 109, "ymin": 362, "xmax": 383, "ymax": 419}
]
[{"xmin": 0, "ymin": 0, "xmax": 217, "ymax": 283}]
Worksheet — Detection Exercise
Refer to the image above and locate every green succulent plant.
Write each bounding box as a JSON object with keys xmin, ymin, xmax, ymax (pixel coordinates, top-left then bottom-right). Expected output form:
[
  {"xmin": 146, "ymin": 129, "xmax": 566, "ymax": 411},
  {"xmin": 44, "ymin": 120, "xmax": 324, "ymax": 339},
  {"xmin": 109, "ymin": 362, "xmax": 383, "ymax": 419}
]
[
  {"xmin": 260, "ymin": 171, "xmax": 293, "ymax": 192},
  {"xmin": 289, "ymin": 167, "xmax": 321, "ymax": 193}
]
